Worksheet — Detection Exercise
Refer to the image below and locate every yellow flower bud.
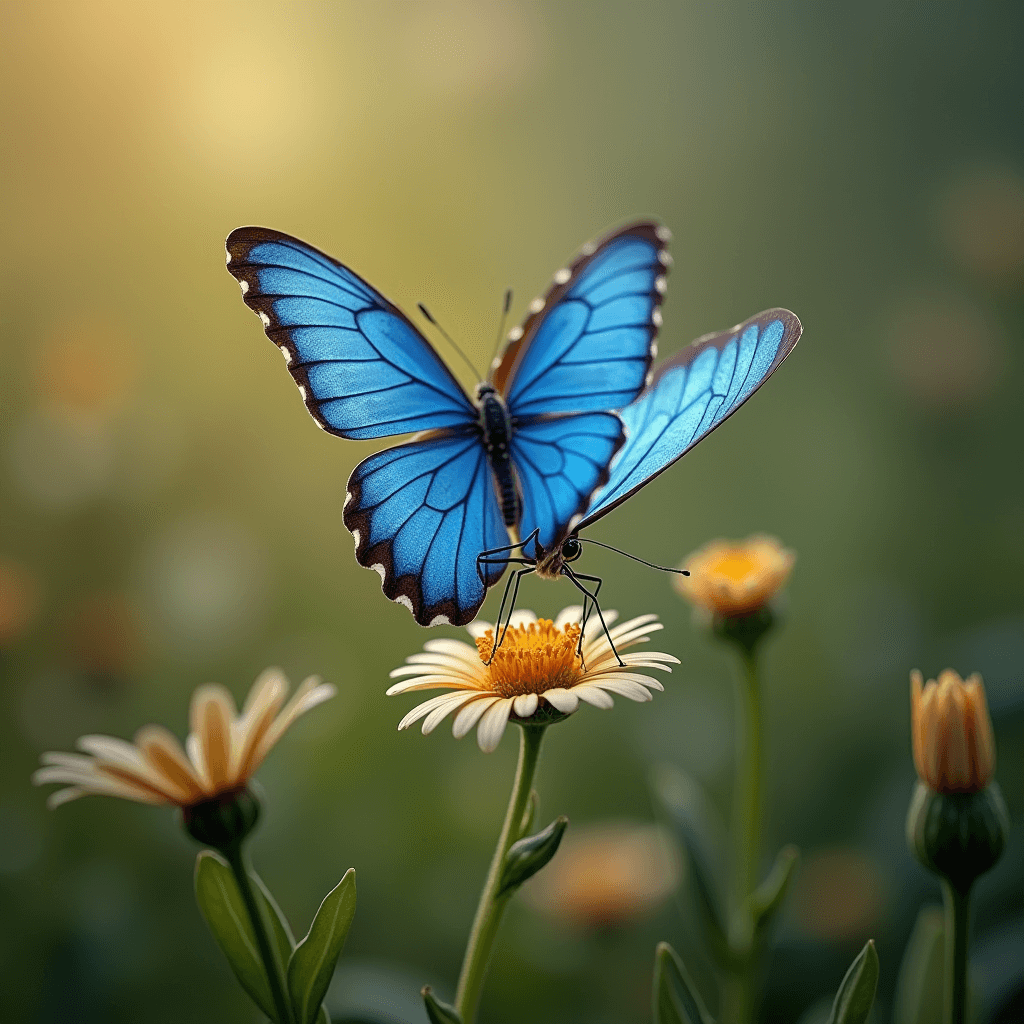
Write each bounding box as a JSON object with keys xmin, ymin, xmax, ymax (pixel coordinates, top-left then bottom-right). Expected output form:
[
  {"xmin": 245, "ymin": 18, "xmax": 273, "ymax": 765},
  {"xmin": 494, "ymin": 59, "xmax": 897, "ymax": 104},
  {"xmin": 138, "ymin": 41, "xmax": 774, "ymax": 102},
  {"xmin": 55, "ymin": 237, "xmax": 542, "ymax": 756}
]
[
  {"xmin": 910, "ymin": 669, "xmax": 995, "ymax": 794},
  {"xmin": 675, "ymin": 535, "xmax": 795, "ymax": 618}
]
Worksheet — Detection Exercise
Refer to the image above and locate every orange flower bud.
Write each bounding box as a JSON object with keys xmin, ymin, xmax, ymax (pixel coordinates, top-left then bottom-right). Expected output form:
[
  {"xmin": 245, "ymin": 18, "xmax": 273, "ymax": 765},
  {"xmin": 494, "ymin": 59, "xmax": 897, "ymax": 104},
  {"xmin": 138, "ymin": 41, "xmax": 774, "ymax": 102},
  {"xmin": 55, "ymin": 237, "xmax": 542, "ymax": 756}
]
[{"xmin": 911, "ymin": 669, "xmax": 995, "ymax": 794}]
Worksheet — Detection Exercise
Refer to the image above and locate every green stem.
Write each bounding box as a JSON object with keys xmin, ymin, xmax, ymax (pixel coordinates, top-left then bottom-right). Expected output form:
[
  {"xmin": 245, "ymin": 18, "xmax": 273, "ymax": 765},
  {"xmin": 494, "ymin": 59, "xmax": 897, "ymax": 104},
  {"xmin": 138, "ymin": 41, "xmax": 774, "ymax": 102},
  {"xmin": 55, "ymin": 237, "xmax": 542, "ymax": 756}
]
[
  {"xmin": 942, "ymin": 880, "xmax": 971, "ymax": 1024},
  {"xmin": 226, "ymin": 845, "xmax": 293, "ymax": 1024},
  {"xmin": 454, "ymin": 725, "xmax": 545, "ymax": 1024},
  {"xmin": 722, "ymin": 649, "xmax": 763, "ymax": 1024}
]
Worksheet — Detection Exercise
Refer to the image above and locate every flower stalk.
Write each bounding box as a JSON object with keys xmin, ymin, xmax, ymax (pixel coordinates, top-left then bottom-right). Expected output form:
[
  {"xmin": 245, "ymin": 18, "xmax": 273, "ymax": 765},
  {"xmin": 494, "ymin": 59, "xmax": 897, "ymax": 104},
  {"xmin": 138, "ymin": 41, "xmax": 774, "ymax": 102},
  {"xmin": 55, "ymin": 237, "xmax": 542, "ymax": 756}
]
[{"xmin": 454, "ymin": 724, "xmax": 546, "ymax": 1024}]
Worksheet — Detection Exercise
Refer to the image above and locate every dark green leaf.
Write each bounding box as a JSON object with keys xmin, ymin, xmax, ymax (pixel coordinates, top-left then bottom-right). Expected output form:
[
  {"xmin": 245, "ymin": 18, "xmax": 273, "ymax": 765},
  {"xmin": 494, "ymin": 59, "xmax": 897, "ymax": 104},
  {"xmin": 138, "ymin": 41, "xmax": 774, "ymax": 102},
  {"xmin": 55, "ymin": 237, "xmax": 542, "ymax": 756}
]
[
  {"xmin": 826, "ymin": 940, "xmax": 879, "ymax": 1024},
  {"xmin": 315, "ymin": 1004, "xmax": 330, "ymax": 1024},
  {"xmin": 651, "ymin": 765, "xmax": 729, "ymax": 961},
  {"xmin": 750, "ymin": 845, "xmax": 799, "ymax": 942},
  {"xmin": 497, "ymin": 816, "xmax": 568, "ymax": 897},
  {"xmin": 652, "ymin": 942, "xmax": 714, "ymax": 1024},
  {"xmin": 894, "ymin": 906, "xmax": 944, "ymax": 1024},
  {"xmin": 194, "ymin": 850, "xmax": 277, "ymax": 1020},
  {"xmin": 421, "ymin": 986, "xmax": 462, "ymax": 1024},
  {"xmin": 288, "ymin": 868, "xmax": 357, "ymax": 1024}
]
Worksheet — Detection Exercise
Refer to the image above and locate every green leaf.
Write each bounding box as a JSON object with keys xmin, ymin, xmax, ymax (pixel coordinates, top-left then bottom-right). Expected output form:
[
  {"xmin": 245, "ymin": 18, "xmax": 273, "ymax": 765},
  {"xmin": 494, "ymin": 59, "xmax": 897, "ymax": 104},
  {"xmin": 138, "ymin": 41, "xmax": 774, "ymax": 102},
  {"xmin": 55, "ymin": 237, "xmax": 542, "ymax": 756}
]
[
  {"xmin": 315, "ymin": 1004, "xmax": 330, "ymax": 1024},
  {"xmin": 651, "ymin": 765, "xmax": 729, "ymax": 962},
  {"xmin": 652, "ymin": 942, "xmax": 714, "ymax": 1024},
  {"xmin": 749, "ymin": 845, "xmax": 799, "ymax": 943},
  {"xmin": 826, "ymin": 940, "xmax": 879, "ymax": 1024},
  {"xmin": 194, "ymin": 850, "xmax": 277, "ymax": 1020},
  {"xmin": 421, "ymin": 986, "xmax": 463, "ymax": 1024},
  {"xmin": 894, "ymin": 906, "xmax": 944, "ymax": 1024},
  {"xmin": 288, "ymin": 868, "xmax": 357, "ymax": 1024},
  {"xmin": 497, "ymin": 816, "xmax": 568, "ymax": 897}
]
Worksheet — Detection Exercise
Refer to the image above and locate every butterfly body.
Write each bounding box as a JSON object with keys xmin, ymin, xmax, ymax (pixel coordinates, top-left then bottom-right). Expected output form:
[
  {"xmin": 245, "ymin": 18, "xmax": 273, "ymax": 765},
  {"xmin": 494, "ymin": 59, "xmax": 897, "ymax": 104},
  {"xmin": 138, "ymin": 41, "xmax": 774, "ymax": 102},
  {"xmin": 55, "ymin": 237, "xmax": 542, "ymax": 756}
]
[{"xmin": 475, "ymin": 383, "xmax": 520, "ymax": 528}]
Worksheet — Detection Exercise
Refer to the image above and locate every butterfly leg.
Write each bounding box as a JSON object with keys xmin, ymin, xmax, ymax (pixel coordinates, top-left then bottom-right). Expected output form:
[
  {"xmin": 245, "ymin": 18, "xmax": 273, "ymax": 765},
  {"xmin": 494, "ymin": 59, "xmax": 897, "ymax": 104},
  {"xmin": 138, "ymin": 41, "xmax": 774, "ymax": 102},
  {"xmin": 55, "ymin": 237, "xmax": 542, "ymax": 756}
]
[
  {"xmin": 483, "ymin": 562, "xmax": 536, "ymax": 664},
  {"xmin": 476, "ymin": 529, "xmax": 540, "ymax": 585},
  {"xmin": 562, "ymin": 566, "xmax": 625, "ymax": 668}
]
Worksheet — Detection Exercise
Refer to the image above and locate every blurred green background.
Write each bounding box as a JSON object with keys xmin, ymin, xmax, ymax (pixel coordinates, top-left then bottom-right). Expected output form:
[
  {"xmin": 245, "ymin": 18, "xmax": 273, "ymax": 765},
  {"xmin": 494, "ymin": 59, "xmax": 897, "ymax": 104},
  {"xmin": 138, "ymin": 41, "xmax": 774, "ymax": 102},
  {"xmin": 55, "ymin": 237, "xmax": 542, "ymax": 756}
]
[{"xmin": 1, "ymin": 2, "xmax": 1022, "ymax": 1022}]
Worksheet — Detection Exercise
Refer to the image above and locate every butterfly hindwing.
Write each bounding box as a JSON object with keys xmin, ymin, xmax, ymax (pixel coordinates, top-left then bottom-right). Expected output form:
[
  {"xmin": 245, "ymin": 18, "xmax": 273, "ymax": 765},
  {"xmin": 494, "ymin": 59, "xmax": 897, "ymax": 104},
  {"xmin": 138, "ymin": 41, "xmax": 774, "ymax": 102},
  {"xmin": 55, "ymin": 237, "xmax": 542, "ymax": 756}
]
[
  {"xmin": 509, "ymin": 412, "xmax": 625, "ymax": 555},
  {"xmin": 581, "ymin": 309, "xmax": 802, "ymax": 526},
  {"xmin": 343, "ymin": 429, "xmax": 510, "ymax": 626},
  {"xmin": 493, "ymin": 222, "xmax": 671, "ymax": 418},
  {"xmin": 226, "ymin": 227, "xmax": 477, "ymax": 439}
]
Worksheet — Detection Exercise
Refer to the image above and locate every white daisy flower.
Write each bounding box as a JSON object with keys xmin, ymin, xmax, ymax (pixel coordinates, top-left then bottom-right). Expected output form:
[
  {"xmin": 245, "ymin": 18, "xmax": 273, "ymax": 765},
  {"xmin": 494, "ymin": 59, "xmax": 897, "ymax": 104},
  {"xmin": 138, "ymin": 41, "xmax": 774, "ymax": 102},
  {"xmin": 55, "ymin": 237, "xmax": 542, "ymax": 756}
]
[
  {"xmin": 33, "ymin": 669, "xmax": 335, "ymax": 809},
  {"xmin": 388, "ymin": 606, "xmax": 678, "ymax": 752}
]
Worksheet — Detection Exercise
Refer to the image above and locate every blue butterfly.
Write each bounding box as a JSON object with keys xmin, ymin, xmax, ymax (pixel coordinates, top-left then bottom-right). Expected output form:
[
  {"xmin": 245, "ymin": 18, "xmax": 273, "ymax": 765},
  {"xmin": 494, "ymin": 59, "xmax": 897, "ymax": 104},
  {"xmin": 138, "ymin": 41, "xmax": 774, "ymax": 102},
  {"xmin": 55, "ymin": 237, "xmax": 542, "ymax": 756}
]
[{"xmin": 225, "ymin": 222, "xmax": 673, "ymax": 626}]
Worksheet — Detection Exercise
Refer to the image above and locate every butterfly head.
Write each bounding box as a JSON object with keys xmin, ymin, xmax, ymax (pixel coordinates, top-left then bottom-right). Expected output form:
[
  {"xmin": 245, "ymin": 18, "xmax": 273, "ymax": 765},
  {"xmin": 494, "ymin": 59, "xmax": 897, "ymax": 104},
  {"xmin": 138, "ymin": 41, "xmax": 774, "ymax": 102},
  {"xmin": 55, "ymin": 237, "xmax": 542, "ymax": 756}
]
[
  {"xmin": 534, "ymin": 534, "xmax": 583, "ymax": 580},
  {"xmin": 475, "ymin": 382, "xmax": 497, "ymax": 401}
]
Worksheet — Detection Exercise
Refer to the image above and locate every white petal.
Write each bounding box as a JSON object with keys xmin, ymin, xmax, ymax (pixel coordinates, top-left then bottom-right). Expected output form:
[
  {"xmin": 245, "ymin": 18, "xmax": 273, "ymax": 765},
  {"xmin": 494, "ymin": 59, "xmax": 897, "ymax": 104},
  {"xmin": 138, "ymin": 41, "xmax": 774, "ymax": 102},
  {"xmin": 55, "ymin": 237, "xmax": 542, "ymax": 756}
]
[
  {"xmin": 398, "ymin": 691, "xmax": 466, "ymax": 731},
  {"xmin": 421, "ymin": 692, "xmax": 478, "ymax": 734},
  {"xmin": 453, "ymin": 696, "xmax": 498, "ymax": 738},
  {"xmin": 465, "ymin": 619, "xmax": 494, "ymax": 639},
  {"xmin": 542, "ymin": 688, "xmax": 579, "ymax": 713},
  {"xmin": 422, "ymin": 638, "xmax": 481, "ymax": 661},
  {"xmin": 512, "ymin": 693, "xmax": 539, "ymax": 718},
  {"xmin": 47, "ymin": 787, "xmax": 87, "ymax": 808},
  {"xmin": 387, "ymin": 677, "xmax": 486, "ymax": 696},
  {"xmin": 507, "ymin": 609, "xmax": 538, "ymax": 628},
  {"xmin": 476, "ymin": 698, "xmax": 513, "ymax": 752},
  {"xmin": 590, "ymin": 677, "xmax": 654, "ymax": 702},
  {"xmin": 554, "ymin": 605, "xmax": 585, "ymax": 629},
  {"xmin": 572, "ymin": 685, "xmax": 615, "ymax": 709}
]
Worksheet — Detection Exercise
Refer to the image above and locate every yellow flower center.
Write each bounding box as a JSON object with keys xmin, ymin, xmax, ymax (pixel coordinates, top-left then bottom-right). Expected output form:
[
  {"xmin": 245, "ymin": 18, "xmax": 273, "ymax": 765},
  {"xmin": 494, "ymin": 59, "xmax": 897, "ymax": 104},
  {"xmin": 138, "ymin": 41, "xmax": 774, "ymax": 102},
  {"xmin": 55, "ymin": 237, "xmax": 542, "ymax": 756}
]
[
  {"xmin": 708, "ymin": 551, "xmax": 762, "ymax": 582},
  {"xmin": 475, "ymin": 619, "xmax": 583, "ymax": 698}
]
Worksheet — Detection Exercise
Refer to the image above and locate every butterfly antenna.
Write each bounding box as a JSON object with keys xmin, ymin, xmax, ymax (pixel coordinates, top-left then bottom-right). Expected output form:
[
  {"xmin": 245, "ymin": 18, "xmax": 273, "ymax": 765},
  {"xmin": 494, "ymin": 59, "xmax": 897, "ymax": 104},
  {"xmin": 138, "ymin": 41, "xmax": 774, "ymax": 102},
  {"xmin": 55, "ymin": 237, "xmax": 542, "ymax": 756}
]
[
  {"xmin": 417, "ymin": 303, "xmax": 482, "ymax": 381},
  {"xmin": 489, "ymin": 288, "xmax": 513, "ymax": 367},
  {"xmin": 576, "ymin": 537, "xmax": 690, "ymax": 576}
]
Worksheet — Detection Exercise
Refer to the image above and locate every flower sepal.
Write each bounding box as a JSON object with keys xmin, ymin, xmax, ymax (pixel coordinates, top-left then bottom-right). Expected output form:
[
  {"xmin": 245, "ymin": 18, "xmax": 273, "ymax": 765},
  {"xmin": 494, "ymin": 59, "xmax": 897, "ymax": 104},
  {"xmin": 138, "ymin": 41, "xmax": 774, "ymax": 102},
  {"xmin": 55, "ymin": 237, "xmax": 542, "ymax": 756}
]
[
  {"xmin": 906, "ymin": 779, "xmax": 1009, "ymax": 890},
  {"xmin": 712, "ymin": 605, "xmax": 776, "ymax": 657},
  {"xmin": 497, "ymin": 815, "xmax": 569, "ymax": 898},
  {"xmin": 514, "ymin": 703, "xmax": 571, "ymax": 729},
  {"xmin": 421, "ymin": 986, "xmax": 462, "ymax": 1024},
  {"xmin": 182, "ymin": 786, "xmax": 261, "ymax": 853}
]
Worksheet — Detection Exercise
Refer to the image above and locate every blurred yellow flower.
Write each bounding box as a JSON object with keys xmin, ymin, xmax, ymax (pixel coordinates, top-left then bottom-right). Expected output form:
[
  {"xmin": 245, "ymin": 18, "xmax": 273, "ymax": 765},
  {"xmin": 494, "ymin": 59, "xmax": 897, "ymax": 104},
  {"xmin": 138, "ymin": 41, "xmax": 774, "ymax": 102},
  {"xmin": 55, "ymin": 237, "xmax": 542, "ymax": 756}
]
[
  {"xmin": 33, "ymin": 669, "xmax": 334, "ymax": 809},
  {"xmin": 523, "ymin": 821, "xmax": 680, "ymax": 930},
  {"xmin": 911, "ymin": 669, "xmax": 995, "ymax": 794},
  {"xmin": 388, "ymin": 606, "xmax": 677, "ymax": 752},
  {"xmin": 675, "ymin": 534, "xmax": 795, "ymax": 618}
]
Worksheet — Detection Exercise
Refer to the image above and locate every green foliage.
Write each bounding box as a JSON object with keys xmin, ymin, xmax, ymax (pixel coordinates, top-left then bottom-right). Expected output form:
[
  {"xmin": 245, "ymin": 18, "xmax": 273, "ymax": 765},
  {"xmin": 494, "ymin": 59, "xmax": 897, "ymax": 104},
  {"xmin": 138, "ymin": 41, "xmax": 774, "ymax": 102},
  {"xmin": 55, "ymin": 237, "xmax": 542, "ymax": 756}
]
[
  {"xmin": 652, "ymin": 766, "xmax": 730, "ymax": 964},
  {"xmin": 652, "ymin": 942, "xmax": 715, "ymax": 1024},
  {"xmin": 288, "ymin": 868, "xmax": 357, "ymax": 1024},
  {"xmin": 749, "ymin": 844, "xmax": 799, "ymax": 945},
  {"xmin": 825, "ymin": 941, "xmax": 879, "ymax": 1024},
  {"xmin": 497, "ymin": 816, "xmax": 568, "ymax": 897},
  {"xmin": 518, "ymin": 788, "xmax": 539, "ymax": 839},
  {"xmin": 421, "ymin": 986, "xmax": 463, "ymax": 1024},
  {"xmin": 894, "ymin": 906, "xmax": 944, "ymax": 1024},
  {"xmin": 194, "ymin": 850, "xmax": 282, "ymax": 1021}
]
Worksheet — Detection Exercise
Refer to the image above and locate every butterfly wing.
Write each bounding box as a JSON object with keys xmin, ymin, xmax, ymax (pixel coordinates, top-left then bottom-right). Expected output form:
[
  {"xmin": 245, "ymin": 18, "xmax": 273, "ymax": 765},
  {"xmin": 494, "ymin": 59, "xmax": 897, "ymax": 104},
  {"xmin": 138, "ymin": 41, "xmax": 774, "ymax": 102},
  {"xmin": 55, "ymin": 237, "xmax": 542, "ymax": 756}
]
[
  {"xmin": 579, "ymin": 309, "xmax": 802, "ymax": 527},
  {"xmin": 509, "ymin": 413, "xmax": 625, "ymax": 555},
  {"xmin": 493, "ymin": 221, "xmax": 672, "ymax": 417},
  {"xmin": 225, "ymin": 227, "xmax": 477, "ymax": 438},
  {"xmin": 343, "ymin": 429, "xmax": 509, "ymax": 626}
]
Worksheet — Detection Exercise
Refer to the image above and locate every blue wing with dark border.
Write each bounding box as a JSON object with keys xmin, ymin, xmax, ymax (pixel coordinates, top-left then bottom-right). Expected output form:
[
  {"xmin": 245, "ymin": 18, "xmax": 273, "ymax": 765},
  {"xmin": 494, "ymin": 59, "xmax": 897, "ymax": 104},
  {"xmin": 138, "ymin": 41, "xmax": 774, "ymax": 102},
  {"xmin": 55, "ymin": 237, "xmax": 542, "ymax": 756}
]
[
  {"xmin": 492, "ymin": 222, "xmax": 671, "ymax": 418},
  {"xmin": 580, "ymin": 309, "xmax": 802, "ymax": 527},
  {"xmin": 343, "ymin": 430, "xmax": 509, "ymax": 626},
  {"xmin": 510, "ymin": 412, "xmax": 625, "ymax": 555},
  {"xmin": 225, "ymin": 227, "xmax": 477, "ymax": 439}
]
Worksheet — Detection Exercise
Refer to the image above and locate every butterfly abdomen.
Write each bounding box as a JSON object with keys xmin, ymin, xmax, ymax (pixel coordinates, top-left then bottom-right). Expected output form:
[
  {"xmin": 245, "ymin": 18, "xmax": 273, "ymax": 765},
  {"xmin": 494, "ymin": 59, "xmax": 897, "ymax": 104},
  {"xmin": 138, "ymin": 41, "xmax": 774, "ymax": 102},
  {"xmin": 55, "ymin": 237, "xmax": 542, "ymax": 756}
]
[{"xmin": 477, "ymin": 385, "xmax": 520, "ymax": 527}]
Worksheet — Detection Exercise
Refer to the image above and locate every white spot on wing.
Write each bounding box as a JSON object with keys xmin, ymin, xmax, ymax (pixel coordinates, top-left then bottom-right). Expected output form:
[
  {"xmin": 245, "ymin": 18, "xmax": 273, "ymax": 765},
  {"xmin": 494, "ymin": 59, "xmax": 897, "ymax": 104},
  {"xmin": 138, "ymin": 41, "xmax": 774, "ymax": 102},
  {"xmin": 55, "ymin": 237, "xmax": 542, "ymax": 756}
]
[
  {"xmin": 655, "ymin": 225, "xmax": 672, "ymax": 242},
  {"xmin": 258, "ymin": 311, "xmax": 271, "ymax": 326},
  {"xmin": 650, "ymin": 341, "xmax": 659, "ymax": 359},
  {"xmin": 553, "ymin": 268, "xmax": 571, "ymax": 285},
  {"xmin": 528, "ymin": 297, "xmax": 544, "ymax": 314},
  {"xmin": 279, "ymin": 345, "xmax": 292, "ymax": 364},
  {"xmin": 581, "ymin": 241, "xmax": 596, "ymax": 256},
  {"xmin": 655, "ymin": 276, "xmax": 667, "ymax": 294},
  {"xmin": 344, "ymin": 491, "xmax": 352, "ymax": 509},
  {"xmin": 652, "ymin": 309, "xmax": 663, "ymax": 328},
  {"xmin": 240, "ymin": 279, "xmax": 249, "ymax": 294},
  {"xmin": 508, "ymin": 326, "xmax": 523, "ymax": 342},
  {"xmin": 371, "ymin": 563, "xmax": 386, "ymax": 582},
  {"xmin": 352, "ymin": 529, "xmax": 361, "ymax": 548},
  {"xmin": 429, "ymin": 614, "xmax": 450, "ymax": 626},
  {"xmin": 396, "ymin": 595, "xmax": 414, "ymax": 613},
  {"xmin": 225, "ymin": 249, "xmax": 232, "ymax": 265},
  {"xmin": 658, "ymin": 251, "xmax": 673, "ymax": 267}
]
